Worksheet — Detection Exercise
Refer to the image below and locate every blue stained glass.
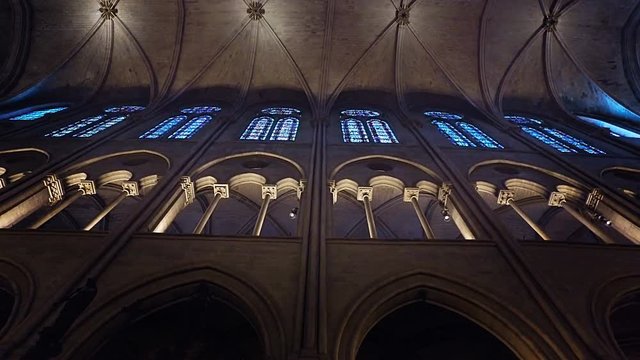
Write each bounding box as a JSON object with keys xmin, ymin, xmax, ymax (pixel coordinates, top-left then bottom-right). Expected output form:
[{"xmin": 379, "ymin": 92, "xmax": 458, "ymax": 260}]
[
  {"xmin": 521, "ymin": 127, "xmax": 576, "ymax": 153},
  {"xmin": 181, "ymin": 106, "xmax": 222, "ymax": 114},
  {"xmin": 577, "ymin": 116, "xmax": 640, "ymax": 139},
  {"xmin": 457, "ymin": 122, "xmax": 503, "ymax": 149},
  {"xmin": 10, "ymin": 107, "xmax": 68, "ymax": 121},
  {"xmin": 168, "ymin": 115, "xmax": 212, "ymax": 139},
  {"xmin": 269, "ymin": 117, "xmax": 299, "ymax": 141},
  {"xmin": 505, "ymin": 115, "xmax": 542, "ymax": 126},
  {"xmin": 367, "ymin": 119, "xmax": 398, "ymax": 144},
  {"xmin": 261, "ymin": 107, "xmax": 301, "ymax": 116},
  {"xmin": 45, "ymin": 115, "xmax": 105, "ymax": 137},
  {"xmin": 240, "ymin": 116, "xmax": 274, "ymax": 141},
  {"xmin": 341, "ymin": 119, "xmax": 369, "ymax": 143},
  {"xmin": 432, "ymin": 120, "xmax": 476, "ymax": 147},
  {"xmin": 140, "ymin": 115, "xmax": 188, "ymax": 139},
  {"xmin": 542, "ymin": 128, "xmax": 606, "ymax": 155},
  {"xmin": 73, "ymin": 116, "xmax": 128, "ymax": 138},
  {"xmin": 341, "ymin": 109, "xmax": 381, "ymax": 118},
  {"xmin": 424, "ymin": 111, "xmax": 463, "ymax": 121},
  {"xmin": 104, "ymin": 106, "xmax": 145, "ymax": 113}
]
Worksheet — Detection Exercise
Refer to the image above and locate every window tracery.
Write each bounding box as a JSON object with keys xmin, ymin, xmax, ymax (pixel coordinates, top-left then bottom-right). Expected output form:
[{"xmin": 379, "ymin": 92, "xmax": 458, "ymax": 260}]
[
  {"xmin": 261, "ymin": 107, "xmax": 301, "ymax": 116},
  {"xmin": 9, "ymin": 106, "xmax": 69, "ymax": 121},
  {"xmin": 367, "ymin": 119, "xmax": 399, "ymax": 144},
  {"xmin": 140, "ymin": 106, "xmax": 221, "ymax": 140},
  {"xmin": 241, "ymin": 107, "xmax": 302, "ymax": 142},
  {"xmin": 425, "ymin": 111, "xmax": 503, "ymax": 149},
  {"xmin": 168, "ymin": 116, "xmax": 213, "ymax": 140},
  {"xmin": 269, "ymin": 118, "xmax": 299, "ymax": 141},
  {"xmin": 340, "ymin": 109, "xmax": 399, "ymax": 144},
  {"xmin": 139, "ymin": 115, "xmax": 188, "ymax": 139},
  {"xmin": 45, "ymin": 105, "xmax": 146, "ymax": 138},
  {"xmin": 241, "ymin": 116, "xmax": 274, "ymax": 141},
  {"xmin": 341, "ymin": 119, "xmax": 369, "ymax": 143}
]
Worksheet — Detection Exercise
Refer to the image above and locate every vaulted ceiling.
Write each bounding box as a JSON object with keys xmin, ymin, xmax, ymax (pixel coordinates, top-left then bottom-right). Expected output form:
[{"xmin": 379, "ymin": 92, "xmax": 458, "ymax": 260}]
[{"xmin": 1, "ymin": 0, "xmax": 640, "ymax": 124}]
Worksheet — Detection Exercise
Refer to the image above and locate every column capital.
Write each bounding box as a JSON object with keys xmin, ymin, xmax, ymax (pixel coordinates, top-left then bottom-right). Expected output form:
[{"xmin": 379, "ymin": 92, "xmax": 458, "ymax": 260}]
[
  {"xmin": 586, "ymin": 188, "xmax": 604, "ymax": 210},
  {"xmin": 548, "ymin": 192, "xmax": 567, "ymax": 207},
  {"xmin": 297, "ymin": 179, "xmax": 307, "ymax": 199},
  {"xmin": 497, "ymin": 190, "xmax": 515, "ymax": 205},
  {"xmin": 213, "ymin": 184, "xmax": 230, "ymax": 199},
  {"xmin": 180, "ymin": 176, "xmax": 196, "ymax": 205},
  {"xmin": 78, "ymin": 180, "xmax": 97, "ymax": 196},
  {"xmin": 438, "ymin": 182, "xmax": 453, "ymax": 205},
  {"xmin": 43, "ymin": 174, "xmax": 64, "ymax": 205},
  {"xmin": 121, "ymin": 181, "xmax": 140, "ymax": 197},
  {"xmin": 262, "ymin": 184, "xmax": 278, "ymax": 200},
  {"xmin": 357, "ymin": 186, "xmax": 373, "ymax": 201},
  {"xmin": 328, "ymin": 180, "xmax": 337, "ymax": 204},
  {"xmin": 0, "ymin": 177, "xmax": 5, "ymax": 190},
  {"xmin": 403, "ymin": 188, "xmax": 420, "ymax": 202}
]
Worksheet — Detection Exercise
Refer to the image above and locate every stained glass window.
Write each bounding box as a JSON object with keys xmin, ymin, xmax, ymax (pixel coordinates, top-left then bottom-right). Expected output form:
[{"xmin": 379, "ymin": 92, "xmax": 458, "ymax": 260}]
[
  {"xmin": 45, "ymin": 115, "xmax": 105, "ymax": 137},
  {"xmin": 73, "ymin": 116, "xmax": 128, "ymax": 138},
  {"xmin": 104, "ymin": 106, "xmax": 145, "ymax": 113},
  {"xmin": 181, "ymin": 106, "xmax": 222, "ymax": 115},
  {"xmin": 457, "ymin": 122, "xmax": 504, "ymax": 149},
  {"xmin": 240, "ymin": 116, "xmax": 274, "ymax": 141},
  {"xmin": 168, "ymin": 115, "xmax": 212, "ymax": 140},
  {"xmin": 342, "ymin": 119, "xmax": 369, "ymax": 143},
  {"xmin": 432, "ymin": 120, "xmax": 476, "ymax": 147},
  {"xmin": 577, "ymin": 116, "xmax": 640, "ymax": 139},
  {"xmin": 269, "ymin": 118, "xmax": 299, "ymax": 141},
  {"xmin": 341, "ymin": 109, "xmax": 381, "ymax": 118},
  {"xmin": 542, "ymin": 128, "xmax": 606, "ymax": 155},
  {"xmin": 367, "ymin": 119, "xmax": 398, "ymax": 144},
  {"xmin": 10, "ymin": 107, "xmax": 68, "ymax": 121},
  {"xmin": 521, "ymin": 127, "xmax": 576, "ymax": 153},
  {"xmin": 140, "ymin": 115, "xmax": 188, "ymax": 139},
  {"xmin": 261, "ymin": 107, "xmax": 301, "ymax": 116},
  {"xmin": 505, "ymin": 115, "xmax": 542, "ymax": 126},
  {"xmin": 424, "ymin": 111, "xmax": 463, "ymax": 121}
]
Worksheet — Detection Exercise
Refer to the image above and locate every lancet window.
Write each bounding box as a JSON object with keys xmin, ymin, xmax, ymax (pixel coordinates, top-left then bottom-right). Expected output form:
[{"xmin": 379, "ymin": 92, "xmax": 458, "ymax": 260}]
[
  {"xmin": 140, "ymin": 106, "xmax": 221, "ymax": 140},
  {"xmin": 8, "ymin": 106, "xmax": 69, "ymax": 121},
  {"xmin": 45, "ymin": 105, "xmax": 145, "ymax": 138},
  {"xmin": 341, "ymin": 109, "xmax": 399, "ymax": 144},
  {"xmin": 506, "ymin": 115, "xmax": 606, "ymax": 155},
  {"xmin": 425, "ymin": 111, "xmax": 503, "ymax": 149},
  {"xmin": 240, "ymin": 107, "xmax": 301, "ymax": 141}
]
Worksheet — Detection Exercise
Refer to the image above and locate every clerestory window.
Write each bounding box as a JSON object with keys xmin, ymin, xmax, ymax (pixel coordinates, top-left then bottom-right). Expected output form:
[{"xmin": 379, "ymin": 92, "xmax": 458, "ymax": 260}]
[
  {"xmin": 425, "ymin": 111, "xmax": 503, "ymax": 149},
  {"xmin": 240, "ymin": 107, "xmax": 301, "ymax": 141},
  {"xmin": 340, "ymin": 109, "xmax": 399, "ymax": 144},
  {"xmin": 46, "ymin": 105, "xmax": 145, "ymax": 138},
  {"xmin": 140, "ymin": 106, "xmax": 222, "ymax": 140}
]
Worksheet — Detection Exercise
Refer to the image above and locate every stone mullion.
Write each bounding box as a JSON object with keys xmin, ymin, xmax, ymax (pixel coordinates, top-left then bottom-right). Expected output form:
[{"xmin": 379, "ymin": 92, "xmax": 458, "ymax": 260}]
[
  {"xmin": 5, "ymin": 114, "xmax": 234, "ymax": 358},
  {"xmin": 404, "ymin": 119, "xmax": 597, "ymax": 359}
]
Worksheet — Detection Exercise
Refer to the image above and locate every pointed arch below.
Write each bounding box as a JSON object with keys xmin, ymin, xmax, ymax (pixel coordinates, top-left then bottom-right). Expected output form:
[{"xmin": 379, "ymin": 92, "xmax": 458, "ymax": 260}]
[
  {"xmin": 62, "ymin": 266, "xmax": 286, "ymax": 360},
  {"xmin": 468, "ymin": 159, "xmax": 585, "ymax": 188},
  {"xmin": 335, "ymin": 272, "xmax": 558, "ymax": 360},
  {"xmin": 330, "ymin": 155, "xmax": 442, "ymax": 182},
  {"xmin": 192, "ymin": 152, "xmax": 305, "ymax": 179}
]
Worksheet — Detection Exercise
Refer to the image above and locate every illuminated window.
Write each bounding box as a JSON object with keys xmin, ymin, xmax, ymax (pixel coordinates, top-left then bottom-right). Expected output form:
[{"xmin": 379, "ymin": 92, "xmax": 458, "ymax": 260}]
[
  {"xmin": 140, "ymin": 115, "xmax": 188, "ymax": 139},
  {"xmin": 342, "ymin": 119, "xmax": 369, "ymax": 143},
  {"xmin": 269, "ymin": 118, "xmax": 299, "ymax": 141},
  {"xmin": 577, "ymin": 115, "xmax": 640, "ymax": 139},
  {"xmin": 341, "ymin": 109, "xmax": 381, "ymax": 117},
  {"xmin": 168, "ymin": 115, "xmax": 213, "ymax": 140},
  {"xmin": 424, "ymin": 111, "xmax": 463, "ymax": 121},
  {"xmin": 367, "ymin": 119, "xmax": 398, "ymax": 144},
  {"xmin": 9, "ymin": 106, "xmax": 69, "ymax": 121},
  {"xmin": 507, "ymin": 115, "xmax": 606, "ymax": 154},
  {"xmin": 261, "ymin": 107, "xmax": 301, "ymax": 116},
  {"xmin": 104, "ymin": 106, "xmax": 145, "ymax": 113},
  {"xmin": 45, "ymin": 115, "xmax": 105, "ymax": 137},
  {"xmin": 457, "ymin": 122, "xmax": 504, "ymax": 149},
  {"xmin": 73, "ymin": 116, "xmax": 128, "ymax": 138},
  {"xmin": 240, "ymin": 117, "xmax": 273, "ymax": 140},
  {"xmin": 432, "ymin": 120, "xmax": 476, "ymax": 147},
  {"xmin": 181, "ymin": 106, "xmax": 222, "ymax": 115}
]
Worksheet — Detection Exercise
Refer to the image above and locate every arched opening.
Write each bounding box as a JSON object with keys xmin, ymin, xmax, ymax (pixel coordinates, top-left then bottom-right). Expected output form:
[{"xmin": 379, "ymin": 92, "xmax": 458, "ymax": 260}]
[
  {"xmin": 610, "ymin": 292, "xmax": 640, "ymax": 359},
  {"xmin": 91, "ymin": 285, "xmax": 263, "ymax": 360},
  {"xmin": 357, "ymin": 302, "xmax": 518, "ymax": 360}
]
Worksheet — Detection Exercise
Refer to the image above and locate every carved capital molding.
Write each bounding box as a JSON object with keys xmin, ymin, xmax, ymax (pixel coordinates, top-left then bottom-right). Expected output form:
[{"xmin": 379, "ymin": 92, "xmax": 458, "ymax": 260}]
[
  {"xmin": 497, "ymin": 190, "xmax": 515, "ymax": 206},
  {"xmin": 43, "ymin": 175, "xmax": 64, "ymax": 206},
  {"xmin": 586, "ymin": 188, "xmax": 604, "ymax": 210},
  {"xmin": 297, "ymin": 179, "xmax": 307, "ymax": 199},
  {"xmin": 357, "ymin": 187, "xmax": 373, "ymax": 202},
  {"xmin": 99, "ymin": 0, "xmax": 118, "ymax": 20},
  {"xmin": 180, "ymin": 177, "xmax": 196, "ymax": 205},
  {"xmin": 0, "ymin": 177, "xmax": 5, "ymax": 190},
  {"xmin": 329, "ymin": 180, "xmax": 338, "ymax": 204},
  {"xmin": 261, "ymin": 184, "xmax": 278, "ymax": 200},
  {"xmin": 122, "ymin": 181, "xmax": 140, "ymax": 197},
  {"xmin": 438, "ymin": 183, "xmax": 453, "ymax": 206},
  {"xmin": 78, "ymin": 180, "xmax": 97, "ymax": 196},
  {"xmin": 548, "ymin": 192, "xmax": 567, "ymax": 207},
  {"xmin": 247, "ymin": 2, "xmax": 265, "ymax": 20},
  {"xmin": 213, "ymin": 184, "xmax": 230, "ymax": 199},
  {"xmin": 403, "ymin": 188, "xmax": 420, "ymax": 202}
]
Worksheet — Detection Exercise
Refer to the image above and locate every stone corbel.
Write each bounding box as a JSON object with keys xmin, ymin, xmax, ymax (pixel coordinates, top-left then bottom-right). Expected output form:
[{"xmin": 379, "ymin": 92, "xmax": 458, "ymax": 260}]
[
  {"xmin": 357, "ymin": 187, "xmax": 373, "ymax": 202},
  {"xmin": 403, "ymin": 188, "xmax": 420, "ymax": 202},
  {"xmin": 262, "ymin": 184, "xmax": 278, "ymax": 200},
  {"xmin": 44, "ymin": 175, "xmax": 65, "ymax": 205},
  {"xmin": 213, "ymin": 184, "xmax": 230, "ymax": 199},
  {"xmin": 180, "ymin": 176, "xmax": 196, "ymax": 205},
  {"xmin": 497, "ymin": 190, "xmax": 515, "ymax": 206},
  {"xmin": 78, "ymin": 180, "xmax": 97, "ymax": 196}
]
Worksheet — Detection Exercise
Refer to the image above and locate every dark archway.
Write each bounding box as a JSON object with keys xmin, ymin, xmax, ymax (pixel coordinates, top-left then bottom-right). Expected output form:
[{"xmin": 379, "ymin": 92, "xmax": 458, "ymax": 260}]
[
  {"xmin": 92, "ymin": 286, "xmax": 263, "ymax": 360},
  {"xmin": 357, "ymin": 302, "xmax": 518, "ymax": 360},
  {"xmin": 610, "ymin": 292, "xmax": 640, "ymax": 359}
]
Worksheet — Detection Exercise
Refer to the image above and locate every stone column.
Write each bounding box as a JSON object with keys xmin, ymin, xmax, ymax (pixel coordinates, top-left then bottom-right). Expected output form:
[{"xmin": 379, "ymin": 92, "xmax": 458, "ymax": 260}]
[
  {"xmin": 253, "ymin": 184, "xmax": 277, "ymax": 236},
  {"xmin": 497, "ymin": 190, "xmax": 551, "ymax": 241},
  {"xmin": 83, "ymin": 181, "xmax": 139, "ymax": 231},
  {"xmin": 193, "ymin": 184, "xmax": 229, "ymax": 235},
  {"xmin": 28, "ymin": 180, "xmax": 96, "ymax": 229},
  {"xmin": 548, "ymin": 192, "xmax": 617, "ymax": 244},
  {"xmin": 357, "ymin": 186, "xmax": 377, "ymax": 239},
  {"xmin": 404, "ymin": 188, "xmax": 435, "ymax": 239}
]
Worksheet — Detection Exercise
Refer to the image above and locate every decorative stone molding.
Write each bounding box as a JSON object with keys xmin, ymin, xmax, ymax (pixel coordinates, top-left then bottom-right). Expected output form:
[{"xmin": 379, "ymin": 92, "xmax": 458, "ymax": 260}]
[
  {"xmin": 543, "ymin": 14, "xmax": 558, "ymax": 30},
  {"xmin": 329, "ymin": 180, "xmax": 338, "ymax": 204},
  {"xmin": 297, "ymin": 179, "xmax": 307, "ymax": 199},
  {"xmin": 396, "ymin": 5, "xmax": 410, "ymax": 25},
  {"xmin": 78, "ymin": 180, "xmax": 97, "ymax": 196},
  {"xmin": 247, "ymin": 2, "xmax": 265, "ymax": 20},
  {"xmin": 99, "ymin": 0, "xmax": 118, "ymax": 20},
  {"xmin": 438, "ymin": 183, "xmax": 453, "ymax": 205},
  {"xmin": 44, "ymin": 175, "xmax": 64, "ymax": 206},
  {"xmin": 586, "ymin": 188, "xmax": 604, "ymax": 210},
  {"xmin": 180, "ymin": 177, "xmax": 196, "ymax": 205},
  {"xmin": 403, "ymin": 188, "xmax": 420, "ymax": 202},
  {"xmin": 548, "ymin": 192, "xmax": 567, "ymax": 207},
  {"xmin": 357, "ymin": 187, "xmax": 373, "ymax": 202},
  {"xmin": 213, "ymin": 184, "xmax": 230, "ymax": 199},
  {"xmin": 261, "ymin": 184, "xmax": 278, "ymax": 200},
  {"xmin": 497, "ymin": 190, "xmax": 515, "ymax": 206},
  {"xmin": 122, "ymin": 181, "xmax": 140, "ymax": 197},
  {"xmin": 0, "ymin": 178, "xmax": 5, "ymax": 190}
]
